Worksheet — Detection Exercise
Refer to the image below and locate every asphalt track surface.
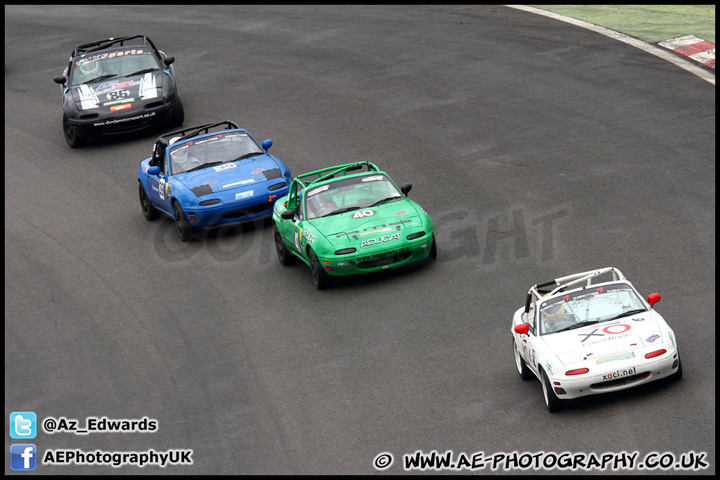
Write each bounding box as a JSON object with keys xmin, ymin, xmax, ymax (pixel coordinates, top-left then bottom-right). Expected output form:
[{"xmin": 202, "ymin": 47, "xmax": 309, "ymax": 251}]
[{"xmin": 4, "ymin": 5, "xmax": 715, "ymax": 475}]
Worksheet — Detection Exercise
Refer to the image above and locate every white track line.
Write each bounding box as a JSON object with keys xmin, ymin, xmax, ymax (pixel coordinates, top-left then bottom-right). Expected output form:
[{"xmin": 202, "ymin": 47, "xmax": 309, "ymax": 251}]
[{"xmin": 505, "ymin": 5, "xmax": 715, "ymax": 85}]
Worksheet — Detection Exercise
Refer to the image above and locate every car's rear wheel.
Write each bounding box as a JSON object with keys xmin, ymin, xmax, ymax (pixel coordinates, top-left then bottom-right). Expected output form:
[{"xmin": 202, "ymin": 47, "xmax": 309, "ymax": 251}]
[
  {"xmin": 139, "ymin": 183, "xmax": 160, "ymax": 221},
  {"xmin": 63, "ymin": 114, "xmax": 85, "ymax": 148},
  {"xmin": 541, "ymin": 369, "xmax": 565, "ymax": 413},
  {"xmin": 173, "ymin": 201, "xmax": 194, "ymax": 242},
  {"xmin": 274, "ymin": 226, "xmax": 295, "ymax": 266},
  {"xmin": 670, "ymin": 354, "xmax": 683, "ymax": 381},
  {"xmin": 309, "ymin": 248, "xmax": 333, "ymax": 290},
  {"xmin": 513, "ymin": 339, "xmax": 532, "ymax": 380}
]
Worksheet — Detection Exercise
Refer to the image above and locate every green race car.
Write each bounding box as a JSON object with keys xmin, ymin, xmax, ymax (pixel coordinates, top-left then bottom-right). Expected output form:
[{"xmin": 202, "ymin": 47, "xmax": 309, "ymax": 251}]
[{"xmin": 272, "ymin": 161, "xmax": 436, "ymax": 289}]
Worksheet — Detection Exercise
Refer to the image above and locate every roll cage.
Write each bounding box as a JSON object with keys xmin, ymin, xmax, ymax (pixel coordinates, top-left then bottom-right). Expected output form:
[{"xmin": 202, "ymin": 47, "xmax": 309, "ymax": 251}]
[
  {"xmin": 72, "ymin": 35, "xmax": 160, "ymax": 58},
  {"xmin": 150, "ymin": 121, "xmax": 240, "ymax": 166},
  {"xmin": 285, "ymin": 161, "xmax": 382, "ymax": 211},
  {"xmin": 523, "ymin": 267, "xmax": 628, "ymax": 314}
]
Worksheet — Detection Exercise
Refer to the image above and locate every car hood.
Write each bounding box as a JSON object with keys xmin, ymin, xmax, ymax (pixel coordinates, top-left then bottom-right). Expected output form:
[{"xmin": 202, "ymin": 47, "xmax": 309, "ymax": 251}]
[
  {"xmin": 71, "ymin": 72, "xmax": 164, "ymax": 112},
  {"xmin": 307, "ymin": 198, "xmax": 424, "ymax": 246},
  {"xmin": 171, "ymin": 156, "xmax": 284, "ymax": 197},
  {"xmin": 542, "ymin": 312, "xmax": 666, "ymax": 366}
]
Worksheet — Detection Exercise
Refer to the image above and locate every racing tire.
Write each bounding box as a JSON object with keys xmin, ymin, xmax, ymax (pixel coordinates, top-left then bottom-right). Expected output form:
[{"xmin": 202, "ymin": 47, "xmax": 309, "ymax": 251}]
[
  {"xmin": 429, "ymin": 234, "xmax": 437, "ymax": 260},
  {"xmin": 541, "ymin": 369, "xmax": 565, "ymax": 413},
  {"xmin": 173, "ymin": 201, "xmax": 194, "ymax": 242},
  {"xmin": 139, "ymin": 183, "xmax": 160, "ymax": 221},
  {"xmin": 309, "ymin": 248, "xmax": 334, "ymax": 290},
  {"xmin": 669, "ymin": 355, "xmax": 683, "ymax": 381},
  {"xmin": 274, "ymin": 226, "xmax": 296, "ymax": 266},
  {"xmin": 171, "ymin": 96, "xmax": 184, "ymax": 127},
  {"xmin": 63, "ymin": 114, "xmax": 85, "ymax": 148},
  {"xmin": 513, "ymin": 339, "xmax": 533, "ymax": 380}
]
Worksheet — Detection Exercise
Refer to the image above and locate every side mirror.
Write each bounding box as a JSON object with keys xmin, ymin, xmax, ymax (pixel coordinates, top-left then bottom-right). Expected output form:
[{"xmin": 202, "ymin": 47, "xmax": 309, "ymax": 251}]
[
  {"xmin": 147, "ymin": 166, "xmax": 161, "ymax": 176},
  {"xmin": 163, "ymin": 56, "xmax": 175, "ymax": 66},
  {"xmin": 401, "ymin": 183, "xmax": 412, "ymax": 196},
  {"xmin": 53, "ymin": 75, "xmax": 66, "ymax": 85},
  {"xmin": 281, "ymin": 210, "xmax": 295, "ymax": 220},
  {"xmin": 262, "ymin": 139, "xmax": 273, "ymax": 152},
  {"xmin": 514, "ymin": 323, "xmax": 530, "ymax": 335},
  {"xmin": 647, "ymin": 293, "xmax": 661, "ymax": 307}
]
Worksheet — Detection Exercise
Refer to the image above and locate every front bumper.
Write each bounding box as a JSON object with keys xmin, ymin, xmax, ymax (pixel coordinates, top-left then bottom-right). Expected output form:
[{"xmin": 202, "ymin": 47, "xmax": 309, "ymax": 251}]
[
  {"xmin": 68, "ymin": 102, "xmax": 174, "ymax": 137},
  {"xmin": 184, "ymin": 186, "xmax": 290, "ymax": 227},
  {"xmin": 317, "ymin": 231, "xmax": 434, "ymax": 276},
  {"xmin": 548, "ymin": 349, "xmax": 680, "ymax": 400}
]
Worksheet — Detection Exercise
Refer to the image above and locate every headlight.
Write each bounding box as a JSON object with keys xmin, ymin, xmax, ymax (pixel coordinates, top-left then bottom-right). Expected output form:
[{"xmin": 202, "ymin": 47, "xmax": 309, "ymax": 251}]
[
  {"xmin": 334, "ymin": 248, "xmax": 356, "ymax": 255},
  {"xmin": 407, "ymin": 231, "xmax": 426, "ymax": 240}
]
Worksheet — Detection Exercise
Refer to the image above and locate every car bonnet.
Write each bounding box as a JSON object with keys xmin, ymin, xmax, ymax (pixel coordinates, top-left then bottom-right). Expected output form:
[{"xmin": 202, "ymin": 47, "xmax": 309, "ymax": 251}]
[
  {"xmin": 70, "ymin": 71, "xmax": 164, "ymax": 112},
  {"xmin": 171, "ymin": 156, "xmax": 284, "ymax": 198},
  {"xmin": 307, "ymin": 198, "xmax": 423, "ymax": 246},
  {"xmin": 541, "ymin": 312, "xmax": 666, "ymax": 366}
]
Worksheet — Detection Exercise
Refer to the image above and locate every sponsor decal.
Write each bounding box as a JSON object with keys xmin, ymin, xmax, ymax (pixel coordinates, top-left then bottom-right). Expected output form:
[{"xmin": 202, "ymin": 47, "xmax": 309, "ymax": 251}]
[
  {"xmin": 578, "ymin": 323, "xmax": 632, "ymax": 343},
  {"xmin": 362, "ymin": 175, "xmax": 384, "ymax": 182},
  {"xmin": 325, "ymin": 265, "xmax": 335, "ymax": 272},
  {"xmin": 223, "ymin": 179, "xmax": 255, "ymax": 188},
  {"xmin": 602, "ymin": 366, "xmax": 636, "ymax": 381},
  {"xmin": 103, "ymin": 97, "xmax": 135, "ymax": 106},
  {"xmin": 359, "ymin": 227, "xmax": 393, "ymax": 237},
  {"xmin": 203, "ymin": 180, "xmax": 218, "ymax": 185},
  {"xmin": 165, "ymin": 182, "xmax": 172, "ymax": 198},
  {"xmin": 268, "ymin": 194, "xmax": 276, "ymax": 202},
  {"xmin": 545, "ymin": 361, "xmax": 553, "ymax": 376},
  {"xmin": 360, "ymin": 233, "xmax": 400, "ymax": 248},
  {"xmin": 554, "ymin": 387, "xmax": 567, "ymax": 395},
  {"xmin": 235, "ymin": 190, "xmax": 254, "ymax": 200},
  {"xmin": 337, "ymin": 262, "xmax": 349, "ymax": 267},
  {"xmin": 351, "ymin": 209, "xmax": 376, "ymax": 219},
  {"xmin": 109, "ymin": 103, "xmax": 132, "ymax": 112},
  {"xmin": 646, "ymin": 334, "xmax": 660, "ymax": 343},
  {"xmin": 188, "ymin": 215, "xmax": 199, "ymax": 223},
  {"xmin": 395, "ymin": 210, "xmax": 407, "ymax": 216},
  {"xmin": 596, "ymin": 352, "xmax": 635, "ymax": 364},
  {"xmin": 302, "ymin": 229, "xmax": 316, "ymax": 244},
  {"xmin": 214, "ymin": 163, "xmax": 237, "ymax": 172},
  {"xmin": 94, "ymin": 111, "xmax": 155, "ymax": 126},
  {"xmin": 158, "ymin": 178, "xmax": 166, "ymax": 200},
  {"xmin": 308, "ymin": 185, "xmax": 329, "ymax": 197},
  {"xmin": 252, "ymin": 168, "xmax": 264, "ymax": 174}
]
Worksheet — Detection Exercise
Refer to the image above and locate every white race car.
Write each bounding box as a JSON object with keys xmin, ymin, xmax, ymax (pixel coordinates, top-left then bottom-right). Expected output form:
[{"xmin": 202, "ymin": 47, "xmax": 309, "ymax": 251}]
[{"xmin": 511, "ymin": 267, "xmax": 682, "ymax": 412}]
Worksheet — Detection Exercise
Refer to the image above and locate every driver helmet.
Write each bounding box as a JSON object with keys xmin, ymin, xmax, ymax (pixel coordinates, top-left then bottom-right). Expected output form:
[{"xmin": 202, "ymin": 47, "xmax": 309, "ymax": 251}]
[
  {"xmin": 544, "ymin": 303, "xmax": 565, "ymax": 322},
  {"xmin": 79, "ymin": 60, "xmax": 99, "ymax": 76},
  {"xmin": 170, "ymin": 139, "xmax": 191, "ymax": 165}
]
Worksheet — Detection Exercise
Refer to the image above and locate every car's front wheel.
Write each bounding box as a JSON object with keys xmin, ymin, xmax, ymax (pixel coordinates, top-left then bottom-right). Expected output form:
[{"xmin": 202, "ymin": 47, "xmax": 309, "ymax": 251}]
[
  {"xmin": 513, "ymin": 339, "xmax": 532, "ymax": 380},
  {"xmin": 309, "ymin": 248, "xmax": 333, "ymax": 290},
  {"xmin": 274, "ymin": 226, "xmax": 295, "ymax": 266},
  {"xmin": 63, "ymin": 114, "xmax": 85, "ymax": 148},
  {"xmin": 429, "ymin": 234, "xmax": 437, "ymax": 260},
  {"xmin": 139, "ymin": 183, "xmax": 160, "ymax": 221},
  {"xmin": 173, "ymin": 201, "xmax": 194, "ymax": 242},
  {"xmin": 171, "ymin": 96, "xmax": 184, "ymax": 127},
  {"xmin": 541, "ymin": 369, "xmax": 565, "ymax": 413},
  {"xmin": 670, "ymin": 354, "xmax": 683, "ymax": 381}
]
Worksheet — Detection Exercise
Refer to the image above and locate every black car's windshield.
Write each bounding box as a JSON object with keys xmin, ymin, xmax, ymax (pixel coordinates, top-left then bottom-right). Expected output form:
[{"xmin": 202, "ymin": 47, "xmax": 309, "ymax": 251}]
[
  {"xmin": 70, "ymin": 49, "xmax": 160, "ymax": 86},
  {"xmin": 169, "ymin": 131, "xmax": 263, "ymax": 175},
  {"xmin": 305, "ymin": 173, "xmax": 402, "ymax": 220},
  {"xmin": 538, "ymin": 283, "xmax": 647, "ymax": 335}
]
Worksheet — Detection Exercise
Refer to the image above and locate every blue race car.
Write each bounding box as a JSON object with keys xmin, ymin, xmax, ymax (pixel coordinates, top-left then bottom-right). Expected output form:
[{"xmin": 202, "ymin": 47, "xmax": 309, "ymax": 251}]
[{"xmin": 137, "ymin": 121, "xmax": 292, "ymax": 241}]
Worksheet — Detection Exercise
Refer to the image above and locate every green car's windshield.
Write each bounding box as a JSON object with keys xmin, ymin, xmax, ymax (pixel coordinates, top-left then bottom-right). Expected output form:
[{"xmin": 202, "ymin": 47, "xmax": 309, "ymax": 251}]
[
  {"xmin": 305, "ymin": 174, "xmax": 402, "ymax": 220},
  {"xmin": 169, "ymin": 131, "xmax": 263, "ymax": 175},
  {"xmin": 538, "ymin": 283, "xmax": 647, "ymax": 335}
]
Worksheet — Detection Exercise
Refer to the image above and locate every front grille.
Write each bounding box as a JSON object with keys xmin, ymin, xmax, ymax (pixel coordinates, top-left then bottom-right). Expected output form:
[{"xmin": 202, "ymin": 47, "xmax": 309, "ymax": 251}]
[
  {"xmin": 220, "ymin": 203, "xmax": 271, "ymax": 219},
  {"xmin": 357, "ymin": 252, "xmax": 410, "ymax": 269}
]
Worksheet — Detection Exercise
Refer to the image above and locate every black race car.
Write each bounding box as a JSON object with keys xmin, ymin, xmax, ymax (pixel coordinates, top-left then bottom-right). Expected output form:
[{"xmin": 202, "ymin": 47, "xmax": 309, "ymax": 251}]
[{"xmin": 53, "ymin": 35, "xmax": 184, "ymax": 147}]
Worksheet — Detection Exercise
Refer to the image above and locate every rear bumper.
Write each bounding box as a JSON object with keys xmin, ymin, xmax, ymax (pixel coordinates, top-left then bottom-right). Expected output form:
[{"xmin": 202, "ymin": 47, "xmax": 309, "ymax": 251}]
[{"xmin": 548, "ymin": 349, "xmax": 680, "ymax": 400}]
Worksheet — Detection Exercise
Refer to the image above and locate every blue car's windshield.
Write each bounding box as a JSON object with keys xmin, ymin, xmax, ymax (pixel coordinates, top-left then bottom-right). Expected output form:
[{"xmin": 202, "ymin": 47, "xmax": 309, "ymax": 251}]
[{"xmin": 169, "ymin": 131, "xmax": 263, "ymax": 175}]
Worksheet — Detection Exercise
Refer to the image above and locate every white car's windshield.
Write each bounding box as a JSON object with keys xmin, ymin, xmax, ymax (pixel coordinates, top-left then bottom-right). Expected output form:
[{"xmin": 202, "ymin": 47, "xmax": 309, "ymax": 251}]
[
  {"xmin": 70, "ymin": 49, "xmax": 160, "ymax": 86},
  {"xmin": 538, "ymin": 283, "xmax": 647, "ymax": 335},
  {"xmin": 305, "ymin": 174, "xmax": 402, "ymax": 220},
  {"xmin": 169, "ymin": 131, "xmax": 263, "ymax": 175}
]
